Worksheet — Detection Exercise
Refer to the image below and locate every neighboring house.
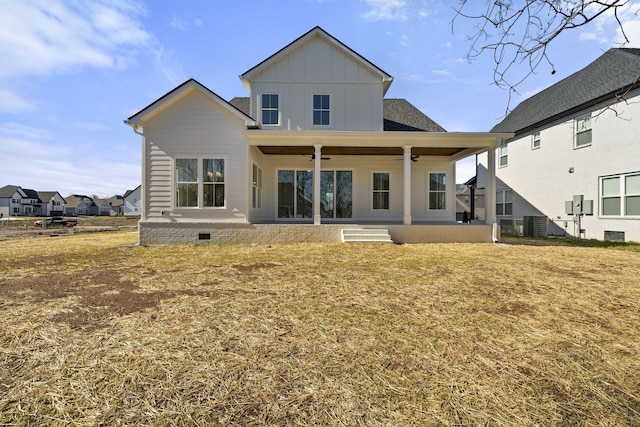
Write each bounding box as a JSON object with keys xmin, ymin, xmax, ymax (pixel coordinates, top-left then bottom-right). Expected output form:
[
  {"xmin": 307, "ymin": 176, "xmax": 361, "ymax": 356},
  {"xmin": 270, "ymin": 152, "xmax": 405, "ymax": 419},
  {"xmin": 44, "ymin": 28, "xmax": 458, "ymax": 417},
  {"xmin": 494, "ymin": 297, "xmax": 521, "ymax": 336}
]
[
  {"xmin": 478, "ymin": 48, "xmax": 640, "ymax": 242},
  {"xmin": 0, "ymin": 185, "xmax": 28, "ymax": 217},
  {"xmin": 455, "ymin": 178, "xmax": 485, "ymax": 222},
  {"xmin": 64, "ymin": 195, "xmax": 96, "ymax": 216},
  {"xmin": 37, "ymin": 191, "xmax": 66, "ymax": 216},
  {"xmin": 108, "ymin": 195, "xmax": 124, "ymax": 216},
  {"xmin": 123, "ymin": 185, "xmax": 141, "ymax": 216},
  {"xmin": 94, "ymin": 198, "xmax": 112, "ymax": 216},
  {"xmin": 125, "ymin": 26, "xmax": 511, "ymax": 244},
  {"xmin": 19, "ymin": 189, "xmax": 43, "ymax": 216}
]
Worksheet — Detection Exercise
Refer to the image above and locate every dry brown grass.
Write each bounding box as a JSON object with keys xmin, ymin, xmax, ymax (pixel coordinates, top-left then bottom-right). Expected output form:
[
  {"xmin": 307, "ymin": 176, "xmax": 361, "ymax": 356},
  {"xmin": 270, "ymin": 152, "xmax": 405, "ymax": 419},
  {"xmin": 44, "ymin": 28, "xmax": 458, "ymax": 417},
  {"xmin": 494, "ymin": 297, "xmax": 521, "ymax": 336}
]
[{"xmin": 1, "ymin": 231, "xmax": 639, "ymax": 425}]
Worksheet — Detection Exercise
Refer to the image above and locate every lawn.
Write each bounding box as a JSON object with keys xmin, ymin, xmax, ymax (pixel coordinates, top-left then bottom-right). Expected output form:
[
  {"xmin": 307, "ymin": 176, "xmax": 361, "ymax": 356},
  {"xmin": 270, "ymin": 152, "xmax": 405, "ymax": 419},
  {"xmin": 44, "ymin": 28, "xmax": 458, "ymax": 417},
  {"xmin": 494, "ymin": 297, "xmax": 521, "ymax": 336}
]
[{"xmin": 1, "ymin": 231, "xmax": 639, "ymax": 425}]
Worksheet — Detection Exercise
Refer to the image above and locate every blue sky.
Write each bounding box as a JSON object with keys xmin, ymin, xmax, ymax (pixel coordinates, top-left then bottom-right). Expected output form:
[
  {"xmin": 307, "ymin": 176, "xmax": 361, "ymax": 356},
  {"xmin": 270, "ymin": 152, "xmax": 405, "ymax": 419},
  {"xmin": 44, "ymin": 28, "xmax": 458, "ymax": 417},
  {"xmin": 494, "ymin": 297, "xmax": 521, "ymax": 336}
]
[{"xmin": 1, "ymin": 0, "xmax": 639, "ymax": 197}]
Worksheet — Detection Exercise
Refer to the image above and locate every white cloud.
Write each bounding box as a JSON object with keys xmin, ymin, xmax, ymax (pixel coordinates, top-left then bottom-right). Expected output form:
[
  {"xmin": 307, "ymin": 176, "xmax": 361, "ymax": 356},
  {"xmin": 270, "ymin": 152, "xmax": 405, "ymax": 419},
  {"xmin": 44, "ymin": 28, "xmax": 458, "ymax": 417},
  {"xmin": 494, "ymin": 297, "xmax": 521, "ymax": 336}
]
[
  {"xmin": 578, "ymin": 1, "xmax": 640, "ymax": 45},
  {"xmin": 362, "ymin": 0, "xmax": 408, "ymax": 22},
  {"xmin": 0, "ymin": 88, "xmax": 39, "ymax": 114}
]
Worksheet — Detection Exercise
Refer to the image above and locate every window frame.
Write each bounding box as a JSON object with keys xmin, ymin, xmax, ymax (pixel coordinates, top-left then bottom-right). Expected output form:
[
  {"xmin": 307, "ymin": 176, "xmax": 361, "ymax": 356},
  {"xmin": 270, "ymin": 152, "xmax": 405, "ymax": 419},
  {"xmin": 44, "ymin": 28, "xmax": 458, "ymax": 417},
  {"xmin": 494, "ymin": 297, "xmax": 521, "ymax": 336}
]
[
  {"xmin": 312, "ymin": 94, "xmax": 331, "ymax": 126},
  {"xmin": 428, "ymin": 172, "xmax": 447, "ymax": 211},
  {"xmin": 261, "ymin": 93, "xmax": 279, "ymax": 126},
  {"xmin": 496, "ymin": 189, "xmax": 513, "ymax": 216},
  {"xmin": 600, "ymin": 172, "xmax": 640, "ymax": 217},
  {"xmin": 574, "ymin": 113, "xmax": 592, "ymax": 148},
  {"xmin": 372, "ymin": 172, "xmax": 390, "ymax": 210},
  {"xmin": 252, "ymin": 163, "xmax": 263, "ymax": 209},
  {"xmin": 532, "ymin": 131, "xmax": 541, "ymax": 150},
  {"xmin": 174, "ymin": 156, "xmax": 226, "ymax": 209},
  {"xmin": 499, "ymin": 144, "xmax": 508, "ymax": 167}
]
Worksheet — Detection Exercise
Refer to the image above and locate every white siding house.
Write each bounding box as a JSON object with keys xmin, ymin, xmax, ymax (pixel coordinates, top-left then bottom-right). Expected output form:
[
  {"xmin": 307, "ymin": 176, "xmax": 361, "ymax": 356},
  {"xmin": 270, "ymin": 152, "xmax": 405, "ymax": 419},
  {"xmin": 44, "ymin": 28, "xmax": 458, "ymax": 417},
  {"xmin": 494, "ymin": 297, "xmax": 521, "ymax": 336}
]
[
  {"xmin": 0, "ymin": 185, "xmax": 27, "ymax": 217},
  {"xmin": 478, "ymin": 48, "xmax": 640, "ymax": 242},
  {"xmin": 123, "ymin": 185, "xmax": 141, "ymax": 216},
  {"xmin": 126, "ymin": 27, "xmax": 511, "ymax": 244}
]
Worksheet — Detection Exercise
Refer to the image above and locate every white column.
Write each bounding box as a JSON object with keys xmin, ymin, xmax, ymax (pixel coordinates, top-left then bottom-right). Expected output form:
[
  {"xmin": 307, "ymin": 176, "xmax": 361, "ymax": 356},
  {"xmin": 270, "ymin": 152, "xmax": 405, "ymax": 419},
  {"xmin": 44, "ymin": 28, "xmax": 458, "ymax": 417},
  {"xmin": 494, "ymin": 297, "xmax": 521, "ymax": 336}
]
[
  {"xmin": 403, "ymin": 145, "xmax": 412, "ymax": 225},
  {"xmin": 485, "ymin": 143, "xmax": 497, "ymax": 226},
  {"xmin": 313, "ymin": 144, "xmax": 322, "ymax": 225}
]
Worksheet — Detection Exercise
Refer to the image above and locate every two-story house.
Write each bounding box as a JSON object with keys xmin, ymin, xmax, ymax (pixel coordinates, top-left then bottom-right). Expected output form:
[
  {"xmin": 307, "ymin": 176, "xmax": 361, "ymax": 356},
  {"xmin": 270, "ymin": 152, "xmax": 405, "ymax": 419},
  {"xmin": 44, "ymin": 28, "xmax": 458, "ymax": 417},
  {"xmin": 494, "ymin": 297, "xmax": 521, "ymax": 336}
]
[
  {"xmin": 0, "ymin": 185, "xmax": 28, "ymax": 217},
  {"xmin": 37, "ymin": 191, "xmax": 66, "ymax": 216},
  {"xmin": 478, "ymin": 48, "xmax": 640, "ymax": 242},
  {"xmin": 125, "ymin": 26, "xmax": 512, "ymax": 244}
]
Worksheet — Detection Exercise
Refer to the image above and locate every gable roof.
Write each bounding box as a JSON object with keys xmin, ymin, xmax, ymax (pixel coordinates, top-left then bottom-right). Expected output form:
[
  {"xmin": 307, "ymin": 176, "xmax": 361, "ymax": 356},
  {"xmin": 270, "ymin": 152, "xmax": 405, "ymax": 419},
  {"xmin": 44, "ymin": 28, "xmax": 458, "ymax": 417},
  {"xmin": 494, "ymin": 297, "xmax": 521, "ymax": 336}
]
[
  {"xmin": 0, "ymin": 185, "xmax": 26, "ymax": 198},
  {"xmin": 37, "ymin": 191, "xmax": 62, "ymax": 202},
  {"xmin": 240, "ymin": 26, "xmax": 394, "ymax": 95},
  {"xmin": 491, "ymin": 48, "xmax": 640, "ymax": 136},
  {"xmin": 229, "ymin": 97, "xmax": 446, "ymax": 132},
  {"xmin": 21, "ymin": 188, "xmax": 41, "ymax": 201},
  {"xmin": 125, "ymin": 79, "xmax": 256, "ymax": 129}
]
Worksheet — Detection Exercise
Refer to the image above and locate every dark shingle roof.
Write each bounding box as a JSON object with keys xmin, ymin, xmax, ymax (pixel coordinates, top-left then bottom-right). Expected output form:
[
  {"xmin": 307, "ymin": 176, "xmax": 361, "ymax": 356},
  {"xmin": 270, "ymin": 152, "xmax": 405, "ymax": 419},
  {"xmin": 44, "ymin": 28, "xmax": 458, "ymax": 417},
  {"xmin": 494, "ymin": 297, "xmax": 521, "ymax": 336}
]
[
  {"xmin": 383, "ymin": 99, "xmax": 446, "ymax": 132},
  {"xmin": 0, "ymin": 185, "xmax": 21, "ymax": 198},
  {"xmin": 491, "ymin": 48, "xmax": 640, "ymax": 135},
  {"xmin": 229, "ymin": 97, "xmax": 446, "ymax": 132}
]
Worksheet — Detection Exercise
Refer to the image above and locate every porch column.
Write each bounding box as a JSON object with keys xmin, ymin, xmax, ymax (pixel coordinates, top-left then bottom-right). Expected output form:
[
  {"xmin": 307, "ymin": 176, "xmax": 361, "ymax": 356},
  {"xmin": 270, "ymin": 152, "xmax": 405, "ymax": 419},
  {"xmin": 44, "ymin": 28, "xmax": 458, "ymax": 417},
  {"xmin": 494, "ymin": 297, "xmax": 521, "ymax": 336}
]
[
  {"xmin": 313, "ymin": 144, "xmax": 322, "ymax": 225},
  {"xmin": 403, "ymin": 145, "xmax": 412, "ymax": 225},
  {"xmin": 485, "ymin": 142, "xmax": 498, "ymax": 226}
]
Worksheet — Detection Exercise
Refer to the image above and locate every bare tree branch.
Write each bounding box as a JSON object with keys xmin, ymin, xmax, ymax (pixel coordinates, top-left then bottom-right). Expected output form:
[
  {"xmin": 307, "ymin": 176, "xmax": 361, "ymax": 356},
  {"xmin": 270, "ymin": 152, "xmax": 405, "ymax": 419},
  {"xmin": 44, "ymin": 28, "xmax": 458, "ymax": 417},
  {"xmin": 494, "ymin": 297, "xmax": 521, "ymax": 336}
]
[{"xmin": 452, "ymin": 0, "xmax": 631, "ymax": 114}]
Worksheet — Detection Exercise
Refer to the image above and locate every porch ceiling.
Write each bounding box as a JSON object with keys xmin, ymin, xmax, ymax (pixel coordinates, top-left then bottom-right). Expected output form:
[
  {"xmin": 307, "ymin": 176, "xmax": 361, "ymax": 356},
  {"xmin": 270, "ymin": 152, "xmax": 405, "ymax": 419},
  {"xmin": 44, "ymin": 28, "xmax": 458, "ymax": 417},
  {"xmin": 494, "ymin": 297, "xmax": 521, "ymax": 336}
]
[{"xmin": 258, "ymin": 146, "xmax": 465, "ymax": 156}]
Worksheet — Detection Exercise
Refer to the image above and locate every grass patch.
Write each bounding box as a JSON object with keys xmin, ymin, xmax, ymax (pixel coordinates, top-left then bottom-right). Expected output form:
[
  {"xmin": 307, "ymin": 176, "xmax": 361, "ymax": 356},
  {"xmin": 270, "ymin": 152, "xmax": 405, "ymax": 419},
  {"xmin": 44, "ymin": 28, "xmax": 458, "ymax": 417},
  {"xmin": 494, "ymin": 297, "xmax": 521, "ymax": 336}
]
[{"xmin": 1, "ymin": 232, "xmax": 639, "ymax": 425}]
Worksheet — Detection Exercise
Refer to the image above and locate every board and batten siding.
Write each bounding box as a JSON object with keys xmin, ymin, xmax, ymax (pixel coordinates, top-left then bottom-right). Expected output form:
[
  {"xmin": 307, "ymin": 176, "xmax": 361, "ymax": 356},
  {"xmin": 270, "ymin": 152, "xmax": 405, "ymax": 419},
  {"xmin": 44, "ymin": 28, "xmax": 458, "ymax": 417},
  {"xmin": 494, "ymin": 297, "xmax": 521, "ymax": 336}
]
[
  {"xmin": 249, "ymin": 37, "xmax": 384, "ymax": 131},
  {"xmin": 143, "ymin": 90, "xmax": 250, "ymax": 222}
]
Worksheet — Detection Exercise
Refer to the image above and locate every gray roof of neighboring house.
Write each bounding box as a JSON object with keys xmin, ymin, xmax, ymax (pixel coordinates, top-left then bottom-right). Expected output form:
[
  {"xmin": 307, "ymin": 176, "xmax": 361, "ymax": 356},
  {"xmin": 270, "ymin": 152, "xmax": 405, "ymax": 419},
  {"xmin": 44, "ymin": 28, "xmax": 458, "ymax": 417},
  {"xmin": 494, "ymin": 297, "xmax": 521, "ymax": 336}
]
[
  {"xmin": 21, "ymin": 188, "xmax": 41, "ymax": 201},
  {"xmin": 228, "ymin": 97, "xmax": 446, "ymax": 132},
  {"xmin": 0, "ymin": 185, "xmax": 22, "ymax": 198},
  {"xmin": 37, "ymin": 191, "xmax": 62, "ymax": 202},
  {"xmin": 491, "ymin": 48, "xmax": 640, "ymax": 135}
]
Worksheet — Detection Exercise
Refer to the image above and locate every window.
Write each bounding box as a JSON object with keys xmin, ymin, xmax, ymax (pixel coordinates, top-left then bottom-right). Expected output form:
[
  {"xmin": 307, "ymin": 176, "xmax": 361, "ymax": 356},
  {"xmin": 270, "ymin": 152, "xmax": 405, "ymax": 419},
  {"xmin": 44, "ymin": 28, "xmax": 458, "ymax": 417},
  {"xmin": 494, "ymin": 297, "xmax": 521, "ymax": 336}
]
[
  {"xmin": 429, "ymin": 173, "xmax": 446, "ymax": 210},
  {"xmin": 175, "ymin": 158, "xmax": 225, "ymax": 208},
  {"xmin": 532, "ymin": 132, "xmax": 541, "ymax": 149},
  {"xmin": 372, "ymin": 172, "xmax": 389, "ymax": 210},
  {"xmin": 575, "ymin": 113, "xmax": 592, "ymax": 147},
  {"xmin": 496, "ymin": 189, "xmax": 513, "ymax": 216},
  {"xmin": 261, "ymin": 94, "xmax": 279, "ymax": 125},
  {"xmin": 252, "ymin": 164, "xmax": 263, "ymax": 209},
  {"xmin": 203, "ymin": 159, "xmax": 225, "ymax": 207},
  {"xmin": 499, "ymin": 144, "xmax": 508, "ymax": 167},
  {"xmin": 313, "ymin": 94, "xmax": 330, "ymax": 126},
  {"xmin": 601, "ymin": 173, "xmax": 640, "ymax": 216}
]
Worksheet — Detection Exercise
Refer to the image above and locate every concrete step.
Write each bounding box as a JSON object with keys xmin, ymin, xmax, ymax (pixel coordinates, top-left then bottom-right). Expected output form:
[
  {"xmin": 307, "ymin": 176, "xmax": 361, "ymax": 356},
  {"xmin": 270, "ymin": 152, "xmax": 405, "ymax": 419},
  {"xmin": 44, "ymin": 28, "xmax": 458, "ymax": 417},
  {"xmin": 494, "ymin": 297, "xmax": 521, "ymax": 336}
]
[{"xmin": 342, "ymin": 228, "xmax": 393, "ymax": 243}]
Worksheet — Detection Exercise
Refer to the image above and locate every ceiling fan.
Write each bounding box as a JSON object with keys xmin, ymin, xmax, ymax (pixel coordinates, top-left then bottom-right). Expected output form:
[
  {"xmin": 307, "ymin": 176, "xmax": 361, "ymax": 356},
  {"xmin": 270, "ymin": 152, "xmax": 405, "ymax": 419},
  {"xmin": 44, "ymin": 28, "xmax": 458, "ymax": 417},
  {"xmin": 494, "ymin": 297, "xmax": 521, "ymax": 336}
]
[
  {"xmin": 395, "ymin": 154, "xmax": 420, "ymax": 162},
  {"xmin": 305, "ymin": 154, "xmax": 331, "ymax": 161}
]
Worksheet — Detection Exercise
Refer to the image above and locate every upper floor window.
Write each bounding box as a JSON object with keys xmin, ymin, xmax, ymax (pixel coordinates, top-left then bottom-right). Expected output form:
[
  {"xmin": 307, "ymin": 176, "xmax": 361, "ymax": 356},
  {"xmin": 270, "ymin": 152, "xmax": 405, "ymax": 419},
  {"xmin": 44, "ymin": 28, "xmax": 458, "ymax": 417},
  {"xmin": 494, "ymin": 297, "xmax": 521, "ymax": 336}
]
[
  {"xmin": 372, "ymin": 172, "xmax": 389, "ymax": 210},
  {"xmin": 428, "ymin": 173, "xmax": 446, "ymax": 210},
  {"xmin": 496, "ymin": 189, "xmax": 513, "ymax": 216},
  {"xmin": 313, "ymin": 94, "xmax": 330, "ymax": 126},
  {"xmin": 261, "ymin": 94, "xmax": 279, "ymax": 125},
  {"xmin": 601, "ymin": 173, "xmax": 640, "ymax": 216},
  {"xmin": 532, "ymin": 132, "xmax": 541, "ymax": 150},
  {"xmin": 499, "ymin": 144, "xmax": 508, "ymax": 167},
  {"xmin": 575, "ymin": 113, "xmax": 592, "ymax": 147},
  {"xmin": 176, "ymin": 158, "xmax": 225, "ymax": 208}
]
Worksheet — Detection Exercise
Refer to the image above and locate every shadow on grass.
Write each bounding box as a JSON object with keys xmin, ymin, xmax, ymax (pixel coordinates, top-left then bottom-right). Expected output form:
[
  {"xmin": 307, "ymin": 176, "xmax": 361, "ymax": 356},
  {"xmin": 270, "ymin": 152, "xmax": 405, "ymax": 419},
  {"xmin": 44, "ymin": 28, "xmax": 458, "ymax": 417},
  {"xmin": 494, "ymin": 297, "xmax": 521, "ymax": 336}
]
[{"xmin": 500, "ymin": 235, "xmax": 640, "ymax": 252}]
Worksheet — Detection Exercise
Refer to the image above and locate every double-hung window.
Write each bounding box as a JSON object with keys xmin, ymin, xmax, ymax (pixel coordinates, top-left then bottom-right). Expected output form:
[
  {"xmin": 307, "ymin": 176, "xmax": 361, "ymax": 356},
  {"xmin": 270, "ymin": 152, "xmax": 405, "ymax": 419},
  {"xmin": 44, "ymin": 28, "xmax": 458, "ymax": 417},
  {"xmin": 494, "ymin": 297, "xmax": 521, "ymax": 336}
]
[
  {"xmin": 372, "ymin": 172, "xmax": 389, "ymax": 210},
  {"xmin": 176, "ymin": 158, "xmax": 225, "ymax": 208},
  {"xmin": 575, "ymin": 113, "xmax": 592, "ymax": 147},
  {"xmin": 261, "ymin": 94, "xmax": 279, "ymax": 126},
  {"xmin": 601, "ymin": 173, "xmax": 640, "ymax": 216},
  {"xmin": 428, "ymin": 173, "xmax": 446, "ymax": 210},
  {"xmin": 499, "ymin": 144, "xmax": 508, "ymax": 167},
  {"xmin": 496, "ymin": 189, "xmax": 513, "ymax": 216},
  {"xmin": 532, "ymin": 132, "xmax": 541, "ymax": 150},
  {"xmin": 313, "ymin": 94, "xmax": 330, "ymax": 126}
]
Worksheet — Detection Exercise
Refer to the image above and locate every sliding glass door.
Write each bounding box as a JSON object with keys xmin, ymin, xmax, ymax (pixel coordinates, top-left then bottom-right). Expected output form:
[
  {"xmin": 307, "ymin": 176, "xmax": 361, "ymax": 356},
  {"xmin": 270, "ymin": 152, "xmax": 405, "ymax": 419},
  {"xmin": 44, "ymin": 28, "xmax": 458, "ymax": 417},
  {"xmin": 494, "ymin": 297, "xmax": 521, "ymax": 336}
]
[{"xmin": 278, "ymin": 170, "xmax": 352, "ymax": 220}]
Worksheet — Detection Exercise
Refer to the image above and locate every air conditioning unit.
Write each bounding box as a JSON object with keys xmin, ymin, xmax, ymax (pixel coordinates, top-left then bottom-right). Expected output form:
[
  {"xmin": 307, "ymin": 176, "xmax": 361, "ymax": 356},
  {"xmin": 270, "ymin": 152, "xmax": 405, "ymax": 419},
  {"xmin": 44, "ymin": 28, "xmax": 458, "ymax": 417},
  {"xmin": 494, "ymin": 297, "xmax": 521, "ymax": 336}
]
[{"xmin": 523, "ymin": 216, "xmax": 548, "ymax": 237}]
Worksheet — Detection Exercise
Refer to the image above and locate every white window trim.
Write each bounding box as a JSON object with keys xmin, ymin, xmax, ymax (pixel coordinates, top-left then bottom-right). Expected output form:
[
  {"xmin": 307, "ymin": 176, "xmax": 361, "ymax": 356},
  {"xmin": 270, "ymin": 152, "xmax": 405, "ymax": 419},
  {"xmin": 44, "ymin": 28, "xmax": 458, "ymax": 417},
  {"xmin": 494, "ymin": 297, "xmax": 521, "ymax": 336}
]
[
  {"xmin": 574, "ymin": 113, "xmax": 592, "ymax": 149},
  {"xmin": 371, "ymin": 171, "xmax": 390, "ymax": 211},
  {"xmin": 260, "ymin": 93, "xmax": 280, "ymax": 127},
  {"xmin": 252, "ymin": 163, "xmax": 263, "ymax": 209},
  {"xmin": 532, "ymin": 132, "xmax": 541, "ymax": 150},
  {"xmin": 496, "ymin": 189, "xmax": 513, "ymax": 217},
  {"xmin": 599, "ymin": 172, "xmax": 640, "ymax": 218},
  {"xmin": 173, "ymin": 156, "xmax": 227, "ymax": 210},
  {"xmin": 498, "ymin": 144, "xmax": 508, "ymax": 168},
  {"xmin": 311, "ymin": 94, "xmax": 332, "ymax": 128},
  {"xmin": 427, "ymin": 172, "xmax": 447, "ymax": 211}
]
